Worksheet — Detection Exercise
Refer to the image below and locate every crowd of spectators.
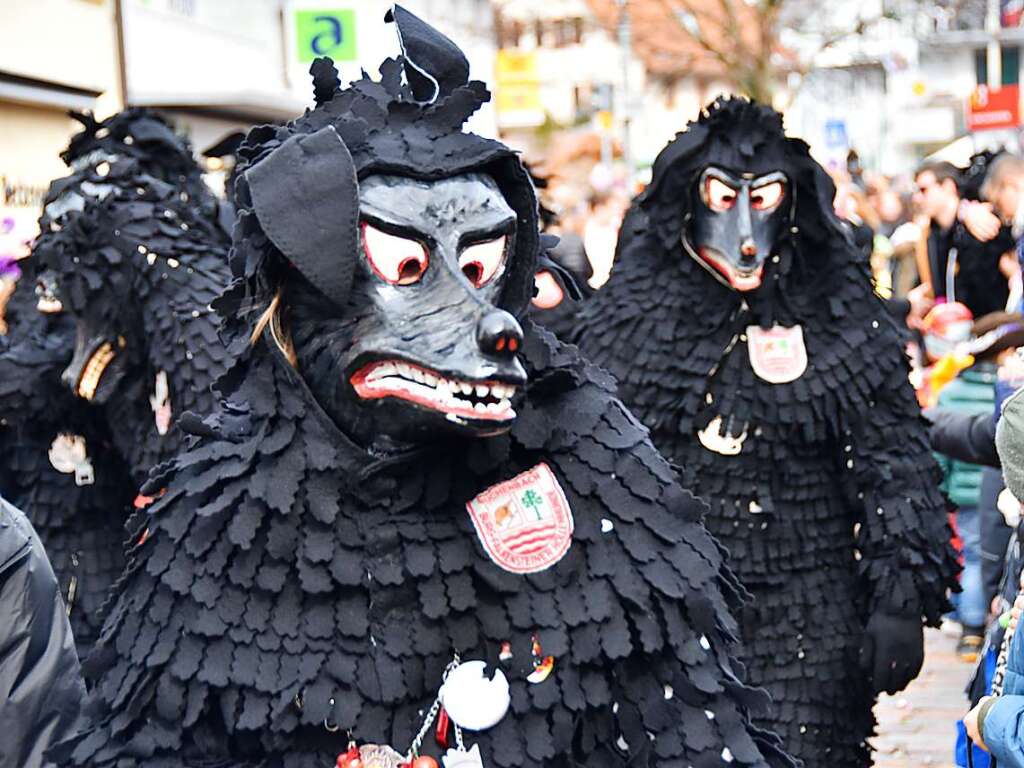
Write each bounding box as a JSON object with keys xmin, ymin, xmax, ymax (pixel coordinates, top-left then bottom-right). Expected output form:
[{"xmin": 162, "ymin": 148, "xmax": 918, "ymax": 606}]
[{"xmin": 794, "ymin": 148, "xmax": 1024, "ymax": 767}]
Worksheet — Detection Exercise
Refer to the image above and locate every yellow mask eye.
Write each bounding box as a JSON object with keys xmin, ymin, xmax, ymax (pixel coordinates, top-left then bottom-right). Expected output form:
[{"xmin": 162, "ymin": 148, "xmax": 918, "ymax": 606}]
[
  {"xmin": 362, "ymin": 223, "xmax": 429, "ymax": 285},
  {"xmin": 458, "ymin": 235, "xmax": 507, "ymax": 288}
]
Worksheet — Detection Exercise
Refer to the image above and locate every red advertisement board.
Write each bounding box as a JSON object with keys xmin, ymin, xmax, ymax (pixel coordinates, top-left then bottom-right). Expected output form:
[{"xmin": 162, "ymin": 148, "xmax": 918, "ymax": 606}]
[{"xmin": 968, "ymin": 85, "xmax": 1021, "ymax": 131}]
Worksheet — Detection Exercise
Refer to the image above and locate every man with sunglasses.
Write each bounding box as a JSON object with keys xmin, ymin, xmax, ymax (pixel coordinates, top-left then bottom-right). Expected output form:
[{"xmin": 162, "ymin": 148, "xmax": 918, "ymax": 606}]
[{"xmin": 909, "ymin": 161, "xmax": 1013, "ymax": 326}]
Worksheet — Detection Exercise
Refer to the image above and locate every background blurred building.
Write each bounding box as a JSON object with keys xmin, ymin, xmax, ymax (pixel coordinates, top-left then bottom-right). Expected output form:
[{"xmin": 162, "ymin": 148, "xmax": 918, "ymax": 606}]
[
  {"xmin": 787, "ymin": 0, "xmax": 1024, "ymax": 174},
  {"xmin": 0, "ymin": 0, "xmax": 121, "ymax": 249},
  {"xmin": 8, "ymin": 0, "xmax": 1024, "ymax": 243},
  {"xmin": 0, "ymin": 0, "xmax": 496, "ymax": 250}
]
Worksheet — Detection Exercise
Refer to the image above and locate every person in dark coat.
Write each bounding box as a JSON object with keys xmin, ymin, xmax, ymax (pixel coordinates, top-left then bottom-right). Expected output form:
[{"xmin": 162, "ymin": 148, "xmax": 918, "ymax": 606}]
[
  {"xmin": 0, "ymin": 495, "xmax": 85, "ymax": 768},
  {"xmin": 574, "ymin": 96, "xmax": 959, "ymax": 767},
  {"xmin": 52, "ymin": 10, "xmax": 796, "ymax": 768},
  {"xmin": 929, "ymin": 410, "xmax": 1001, "ymax": 468}
]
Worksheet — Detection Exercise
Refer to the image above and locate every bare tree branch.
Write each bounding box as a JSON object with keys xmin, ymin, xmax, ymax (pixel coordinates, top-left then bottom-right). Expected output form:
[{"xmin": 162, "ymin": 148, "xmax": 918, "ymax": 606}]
[
  {"xmin": 659, "ymin": 0, "xmax": 741, "ymax": 69},
  {"xmin": 617, "ymin": 0, "xmax": 911, "ymax": 102}
]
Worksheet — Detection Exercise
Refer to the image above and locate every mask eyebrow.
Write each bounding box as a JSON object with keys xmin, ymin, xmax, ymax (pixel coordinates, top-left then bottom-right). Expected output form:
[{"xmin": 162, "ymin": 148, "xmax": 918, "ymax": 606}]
[
  {"xmin": 702, "ymin": 167, "xmax": 742, "ymax": 187},
  {"xmin": 751, "ymin": 171, "xmax": 788, "ymax": 188},
  {"xmin": 359, "ymin": 213, "xmax": 433, "ymax": 246},
  {"xmin": 458, "ymin": 215, "xmax": 516, "ymax": 248}
]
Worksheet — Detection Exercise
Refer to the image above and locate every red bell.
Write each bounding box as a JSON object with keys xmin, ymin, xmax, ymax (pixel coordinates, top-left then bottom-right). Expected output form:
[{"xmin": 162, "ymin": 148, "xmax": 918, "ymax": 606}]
[
  {"xmin": 410, "ymin": 757, "xmax": 439, "ymax": 768},
  {"xmin": 435, "ymin": 706, "xmax": 450, "ymax": 749}
]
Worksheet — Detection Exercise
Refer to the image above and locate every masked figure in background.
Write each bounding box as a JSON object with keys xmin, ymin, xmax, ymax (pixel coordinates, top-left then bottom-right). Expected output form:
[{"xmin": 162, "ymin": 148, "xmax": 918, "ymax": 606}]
[
  {"xmin": 523, "ymin": 169, "xmax": 588, "ymax": 341},
  {"xmin": 32, "ymin": 108, "xmax": 232, "ymax": 486},
  {"xmin": 575, "ymin": 97, "xmax": 958, "ymax": 767},
  {"xmin": 55, "ymin": 12, "xmax": 796, "ymax": 768},
  {"xmin": 0, "ymin": 109, "xmax": 230, "ymax": 657}
]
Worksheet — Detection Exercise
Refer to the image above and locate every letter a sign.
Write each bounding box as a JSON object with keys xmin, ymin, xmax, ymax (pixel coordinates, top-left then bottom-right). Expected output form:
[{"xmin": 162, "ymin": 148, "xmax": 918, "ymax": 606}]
[{"xmin": 296, "ymin": 9, "xmax": 357, "ymax": 62}]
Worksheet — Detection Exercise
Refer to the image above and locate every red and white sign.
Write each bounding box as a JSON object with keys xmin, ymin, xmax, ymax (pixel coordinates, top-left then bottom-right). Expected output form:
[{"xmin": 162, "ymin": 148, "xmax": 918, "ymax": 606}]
[
  {"xmin": 747, "ymin": 324, "xmax": 808, "ymax": 384},
  {"xmin": 466, "ymin": 463, "xmax": 574, "ymax": 574},
  {"xmin": 968, "ymin": 85, "xmax": 1021, "ymax": 132}
]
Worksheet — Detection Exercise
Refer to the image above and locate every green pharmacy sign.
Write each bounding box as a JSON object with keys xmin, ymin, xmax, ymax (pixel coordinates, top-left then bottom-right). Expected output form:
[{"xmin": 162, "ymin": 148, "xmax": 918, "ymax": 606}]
[{"xmin": 295, "ymin": 9, "xmax": 357, "ymax": 62}]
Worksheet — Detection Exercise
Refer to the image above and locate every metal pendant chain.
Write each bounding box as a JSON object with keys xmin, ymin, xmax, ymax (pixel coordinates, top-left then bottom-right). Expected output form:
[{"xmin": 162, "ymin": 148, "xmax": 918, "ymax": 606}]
[{"xmin": 407, "ymin": 655, "xmax": 462, "ymax": 760}]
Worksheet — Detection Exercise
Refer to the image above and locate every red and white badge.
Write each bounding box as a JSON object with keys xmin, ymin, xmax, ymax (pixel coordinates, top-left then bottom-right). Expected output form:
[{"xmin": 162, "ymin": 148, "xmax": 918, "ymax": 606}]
[
  {"xmin": 467, "ymin": 463, "xmax": 574, "ymax": 574},
  {"xmin": 746, "ymin": 324, "xmax": 808, "ymax": 384}
]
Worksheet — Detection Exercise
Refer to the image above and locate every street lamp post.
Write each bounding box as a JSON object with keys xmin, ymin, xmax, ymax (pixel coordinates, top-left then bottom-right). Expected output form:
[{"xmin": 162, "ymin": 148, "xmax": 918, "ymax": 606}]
[{"xmin": 616, "ymin": 0, "xmax": 635, "ymax": 187}]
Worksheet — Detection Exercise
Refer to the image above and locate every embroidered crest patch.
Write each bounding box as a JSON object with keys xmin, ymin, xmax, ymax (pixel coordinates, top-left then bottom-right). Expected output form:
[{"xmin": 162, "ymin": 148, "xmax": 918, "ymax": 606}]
[
  {"xmin": 467, "ymin": 462, "xmax": 574, "ymax": 574},
  {"xmin": 746, "ymin": 324, "xmax": 808, "ymax": 383}
]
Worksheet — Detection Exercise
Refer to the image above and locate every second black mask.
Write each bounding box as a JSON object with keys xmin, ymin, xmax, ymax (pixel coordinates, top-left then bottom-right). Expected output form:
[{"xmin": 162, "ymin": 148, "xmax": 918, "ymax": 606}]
[{"xmin": 687, "ymin": 165, "xmax": 791, "ymax": 292}]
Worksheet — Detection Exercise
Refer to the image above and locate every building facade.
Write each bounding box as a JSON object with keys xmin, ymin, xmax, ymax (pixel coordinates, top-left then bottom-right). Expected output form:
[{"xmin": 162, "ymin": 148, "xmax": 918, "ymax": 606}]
[{"xmin": 0, "ymin": 0, "xmax": 498, "ymax": 250}]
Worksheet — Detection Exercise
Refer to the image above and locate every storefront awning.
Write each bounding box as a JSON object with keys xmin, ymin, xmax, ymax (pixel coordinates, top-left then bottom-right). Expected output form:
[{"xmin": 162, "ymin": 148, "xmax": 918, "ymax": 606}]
[{"xmin": 129, "ymin": 90, "xmax": 307, "ymax": 124}]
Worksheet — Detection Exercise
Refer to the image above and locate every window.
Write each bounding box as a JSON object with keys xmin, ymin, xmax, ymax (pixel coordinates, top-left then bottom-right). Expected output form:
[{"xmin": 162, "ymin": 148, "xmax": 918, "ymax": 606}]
[{"xmin": 975, "ymin": 46, "xmax": 1020, "ymax": 85}]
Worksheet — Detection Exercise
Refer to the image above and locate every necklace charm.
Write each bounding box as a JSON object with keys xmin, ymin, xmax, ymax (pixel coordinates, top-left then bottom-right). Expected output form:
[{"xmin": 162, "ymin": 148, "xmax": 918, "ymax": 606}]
[
  {"xmin": 48, "ymin": 433, "xmax": 95, "ymax": 486},
  {"xmin": 150, "ymin": 370, "xmax": 172, "ymax": 435},
  {"xmin": 442, "ymin": 745, "xmax": 484, "ymax": 768},
  {"xmin": 746, "ymin": 323, "xmax": 808, "ymax": 383},
  {"xmin": 527, "ymin": 635, "xmax": 555, "ymax": 684},
  {"xmin": 440, "ymin": 660, "xmax": 511, "ymax": 731},
  {"xmin": 697, "ymin": 415, "xmax": 748, "ymax": 456},
  {"xmin": 336, "ymin": 654, "xmax": 501, "ymax": 768}
]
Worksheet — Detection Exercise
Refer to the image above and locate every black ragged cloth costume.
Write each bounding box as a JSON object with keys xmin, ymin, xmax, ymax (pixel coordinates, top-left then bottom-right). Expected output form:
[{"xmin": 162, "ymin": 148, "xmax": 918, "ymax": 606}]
[
  {"xmin": 56, "ymin": 325, "xmax": 794, "ymax": 768},
  {"xmin": 0, "ymin": 270, "xmax": 134, "ymax": 658},
  {"xmin": 32, "ymin": 108, "xmax": 232, "ymax": 485},
  {"xmin": 575, "ymin": 98, "xmax": 959, "ymax": 767},
  {"xmin": 0, "ymin": 109, "xmax": 230, "ymax": 657},
  {"xmin": 54, "ymin": 11, "xmax": 795, "ymax": 768}
]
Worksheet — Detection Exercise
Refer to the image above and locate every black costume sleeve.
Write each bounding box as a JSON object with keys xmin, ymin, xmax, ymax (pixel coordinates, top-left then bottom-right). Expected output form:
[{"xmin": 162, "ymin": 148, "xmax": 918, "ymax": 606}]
[
  {"xmin": 884, "ymin": 297, "xmax": 911, "ymax": 324},
  {"xmin": 926, "ymin": 409, "xmax": 1000, "ymax": 468},
  {"xmin": 0, "ymin": 497, "xmax": 85, "ymax": 768},
  {"xmin": 843, "ymin": 361, "xmax": 958, "ymax": 623}
]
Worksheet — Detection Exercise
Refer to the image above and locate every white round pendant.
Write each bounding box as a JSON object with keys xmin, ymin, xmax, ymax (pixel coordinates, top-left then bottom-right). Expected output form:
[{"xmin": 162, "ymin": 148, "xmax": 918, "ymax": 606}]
[{"xmin": 440, "ymin": 660, "xmax": 511, "ymax": 731}]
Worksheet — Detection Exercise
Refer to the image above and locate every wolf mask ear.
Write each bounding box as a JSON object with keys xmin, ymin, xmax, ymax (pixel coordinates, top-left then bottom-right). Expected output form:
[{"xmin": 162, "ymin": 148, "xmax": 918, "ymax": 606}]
[
  {"xmin": 246, "ymin": 125, "xmax": 359, "ymax": 310},
  {"xmin": 385, "ymin": 4, "xmax": 470, "ymax": 104}
]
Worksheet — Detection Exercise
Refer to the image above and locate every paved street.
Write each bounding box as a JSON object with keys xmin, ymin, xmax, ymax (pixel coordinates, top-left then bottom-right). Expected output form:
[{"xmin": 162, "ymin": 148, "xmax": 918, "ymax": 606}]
[{"xmin": 874, "ymin": 628, "xmax": 974, "ymax": 767}]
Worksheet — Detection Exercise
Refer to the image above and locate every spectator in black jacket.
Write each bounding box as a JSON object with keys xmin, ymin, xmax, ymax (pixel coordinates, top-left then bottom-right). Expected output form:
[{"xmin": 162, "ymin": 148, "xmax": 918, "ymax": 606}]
[{"xmin": 0, "ymin": 496, "xmax": 84, "ymax": 768}]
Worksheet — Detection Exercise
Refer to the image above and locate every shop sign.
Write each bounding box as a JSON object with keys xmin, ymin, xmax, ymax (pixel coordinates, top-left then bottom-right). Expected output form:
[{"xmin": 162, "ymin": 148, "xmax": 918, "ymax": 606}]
[
  {"xmin": 968, "ymin": 85, "xmax": 1021, "ymax": 131},
  {"xmin": 295, "ymin": 8, "xmax": 357, "ymax": 62}
]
